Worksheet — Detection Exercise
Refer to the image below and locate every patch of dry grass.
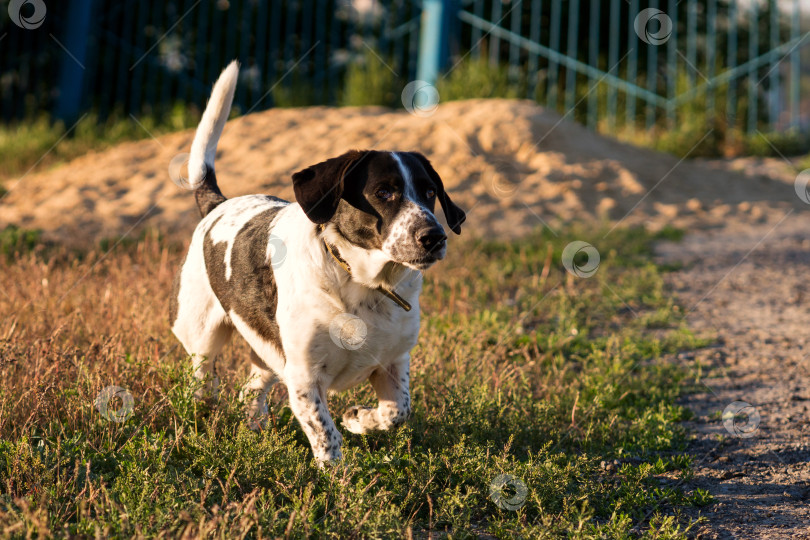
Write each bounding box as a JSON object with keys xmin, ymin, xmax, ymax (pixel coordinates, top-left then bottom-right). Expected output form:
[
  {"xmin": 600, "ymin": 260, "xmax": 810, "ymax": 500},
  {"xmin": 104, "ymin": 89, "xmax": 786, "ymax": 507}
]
[{"xmin": 0, "ymin": 226, "xmax": 710, "ymax": 537}]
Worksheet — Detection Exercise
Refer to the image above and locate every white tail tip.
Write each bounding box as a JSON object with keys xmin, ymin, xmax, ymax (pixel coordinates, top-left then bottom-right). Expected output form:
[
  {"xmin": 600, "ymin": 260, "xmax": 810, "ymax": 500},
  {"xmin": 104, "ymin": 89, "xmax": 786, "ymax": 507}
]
[{"xmin": 187, "ymin": 61, "xmax": 239, "ymax": 189}]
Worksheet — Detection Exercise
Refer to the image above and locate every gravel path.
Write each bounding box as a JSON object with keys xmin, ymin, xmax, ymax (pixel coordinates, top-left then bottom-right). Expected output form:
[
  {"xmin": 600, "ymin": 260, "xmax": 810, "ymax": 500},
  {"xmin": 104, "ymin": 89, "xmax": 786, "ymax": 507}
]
[{"xmin": 657, "ymin": 213, "xmax": 810, "ymax": 539}]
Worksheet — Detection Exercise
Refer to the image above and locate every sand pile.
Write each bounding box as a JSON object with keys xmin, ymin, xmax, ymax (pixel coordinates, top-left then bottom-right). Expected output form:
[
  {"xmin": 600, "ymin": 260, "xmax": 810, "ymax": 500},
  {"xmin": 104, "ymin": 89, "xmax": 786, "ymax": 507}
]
[{"xmin": 0, "ymin": 99, "xmax": 801, "ymax": 246}]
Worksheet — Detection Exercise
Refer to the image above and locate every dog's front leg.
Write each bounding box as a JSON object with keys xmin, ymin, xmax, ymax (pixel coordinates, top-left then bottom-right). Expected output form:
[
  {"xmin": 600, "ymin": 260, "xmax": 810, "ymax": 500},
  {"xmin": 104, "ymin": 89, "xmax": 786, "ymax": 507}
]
[
  {"xmin": 342, "ymin": 356, "xmax": 411, "ymax": 434},
  {"xmin": 286, "ymin": 371, "xmax": 343, "ymax": 463}
]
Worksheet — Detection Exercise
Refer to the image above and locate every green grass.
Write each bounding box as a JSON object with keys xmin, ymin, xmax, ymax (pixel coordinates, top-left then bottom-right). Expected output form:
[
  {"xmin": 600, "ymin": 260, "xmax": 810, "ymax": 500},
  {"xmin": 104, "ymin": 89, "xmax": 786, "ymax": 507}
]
[
  {"xmin": 0, "ymin": 226, "xmax": 711, "ymax": 537},
  {"xmin": 0, "ymin": 225, "xmax": 43, "ymax": 260}
]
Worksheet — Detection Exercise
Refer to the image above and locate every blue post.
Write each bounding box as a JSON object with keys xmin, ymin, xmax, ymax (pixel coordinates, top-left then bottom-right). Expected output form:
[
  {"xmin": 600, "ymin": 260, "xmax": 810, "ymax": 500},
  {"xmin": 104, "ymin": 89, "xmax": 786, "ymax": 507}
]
[
  {"xmin": 54, "ymin": 0, "xmax": 94, "ymax": 124},
  {"xmin": 417, "ymin": 0, "xmax": 457, "ymax": 85}
]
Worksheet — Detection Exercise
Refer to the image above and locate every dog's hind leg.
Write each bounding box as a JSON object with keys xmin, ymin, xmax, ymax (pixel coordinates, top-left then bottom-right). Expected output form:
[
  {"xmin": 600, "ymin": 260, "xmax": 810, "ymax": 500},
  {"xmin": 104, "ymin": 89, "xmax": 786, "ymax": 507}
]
[
  {"xmin": 342, "ymin": 355, "xmax": 411, "ymax": 434},
  {"xmin": 171, "ymin": 259, "xmax": 233, "ymax": 400},
  {"xmin": 175, "ymin": 320, "xmax": 233, "ymax": 400},
  {"xmin": 240, "ymin": 350, "xmax": 279, "ymax": 430}
]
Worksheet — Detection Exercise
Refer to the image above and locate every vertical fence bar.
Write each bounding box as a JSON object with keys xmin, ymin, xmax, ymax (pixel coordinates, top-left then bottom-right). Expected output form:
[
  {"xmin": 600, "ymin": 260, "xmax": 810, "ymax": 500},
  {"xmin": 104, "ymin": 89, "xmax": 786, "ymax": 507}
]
[
  {"xmin": 98, "ymin": 4, "xmax": 117, "ymax": 118},
  {"xmin": 727, "ymin": 0, "xmax": 738, "ymax": 131},
  {"xmin": 489, "ymin": 0, "xmax": 503, "ymax": 66},
  {"xmin": 209, "ymin": 1, "xmax": 223, "ymax": 97},
  {"xmin": 607, "ymin": 0, "xmax": 619, "ymax": 132},
  {"xmin": 236, "ymin": 0, "xmax": 253, "ymax": 109},
  {"xmin": 193, "ymin": 0, "xmax": 210, "ymax": 105},
  {"xmin": 564, "ymin": 0, "xmax": 580, "ymax": 114},
  {"xmin": 790, "ymin": 0, "xmax": 800, "ymax": 129},
  {"xmin": 54, "ymin": 0, "xmax": 94, "ymax": 123},
  {"xmin": 686, "ymin": 0, "xmax": 697, "ymax": 88},
  {"xmin": 747, "ymin": 0, "xmax": 758, "ymax": 133},
  {"xmin": 301, "ymin": 0, "xmax": 313, "ymax": 102},
  {"xmin": 417, "ymin": 0, "xmax": 451, "ymax": 85},
  {"xmin": 408, "ymin": 2, "xmax": 420, "ymax": 79},
  {"xmin": 254, "ymin": 0, "xmax": 269, "ymax": 106},
  {"xmin": 314, "ymin": 0, "xmax": 326, "ymax": 104},
  {"xmin": 285, "ymin": 0, "xmax": 298, "ymax": 95},
  {"xmin": 145, "ymin": 0, "xmax": 163, "ymax": 112},
  {"xmin": 327, "ymin": 0, "xmax": 339, "ymax": 103},
  {"xmin": 114, "ymin": 0, "xmax": 135, "ymax": 115},
  {"xmin": 645, "ymin": 0, "xmax": 658, "ymax": 129},
  {"xmin": 587, "ymin": 0, "xmax": 600, "ymax": 129},
  {"xmin": 546, "ymin": 0, "xmax": 561, "ymax": 111},
  {"xmin": 176, "ymin": 0, "xmax": 197, "ymax": 107},
  {"xmin": 471, "ymin": 0, "xmax": 483, "ymax": 59},
  {"xmin": 528, "ymin": 0, "xmax": 542, "ymax": 99},
  {"xmin": 768, "ymin": 0, "xmax": 779, "ymax": 130},
  {"xmin": 626, "ymin": 0, "xmax": 639, "ymax": 129},
  {"xmin": 706, "ymin": 0, "xmax": 716, "ymax": 125},
  {"xmin": 392, "ymin": 0, "xmax": 405, "ymax": 79},
  {"xmin": 666, "ymin": 0, "xmax": 677, "ymax": 126},
  {"xmin": 508, "ymin": 0, "xmax": 522, "ymax": 83}
]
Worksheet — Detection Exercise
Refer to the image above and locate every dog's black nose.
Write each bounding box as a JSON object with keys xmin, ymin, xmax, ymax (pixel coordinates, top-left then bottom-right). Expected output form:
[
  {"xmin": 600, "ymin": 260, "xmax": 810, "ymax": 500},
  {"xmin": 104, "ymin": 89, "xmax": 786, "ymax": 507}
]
[{"xmin": 417, "ymin": 227, "xmax": 447, "ymax": 251}]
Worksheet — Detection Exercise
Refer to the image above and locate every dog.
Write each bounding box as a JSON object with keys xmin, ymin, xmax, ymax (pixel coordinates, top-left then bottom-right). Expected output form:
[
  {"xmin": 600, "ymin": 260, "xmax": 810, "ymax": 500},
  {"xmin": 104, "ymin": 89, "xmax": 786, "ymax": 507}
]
[{"xmin": 169, "ymin": 61, "xmax": 466, "ymax": 463}]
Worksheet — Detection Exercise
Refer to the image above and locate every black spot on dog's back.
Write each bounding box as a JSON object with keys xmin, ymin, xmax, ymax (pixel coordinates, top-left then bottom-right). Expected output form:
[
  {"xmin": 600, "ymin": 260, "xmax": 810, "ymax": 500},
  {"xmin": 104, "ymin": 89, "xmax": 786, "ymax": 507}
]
[{"xmin": 203, "ymin": 206, "xmax": 286, "ymax": 358}]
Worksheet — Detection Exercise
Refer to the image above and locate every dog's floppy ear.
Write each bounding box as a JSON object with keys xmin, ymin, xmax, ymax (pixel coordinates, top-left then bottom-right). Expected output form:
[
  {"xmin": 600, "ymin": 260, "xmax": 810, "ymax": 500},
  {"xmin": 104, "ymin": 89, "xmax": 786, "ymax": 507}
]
[
  {"xmin": 292, "ymin": 150, "xmax": 367, "ymax": 224},
  {"xmin": 408, "ymin": 152, "xmax": 466, "ymax": 234}
]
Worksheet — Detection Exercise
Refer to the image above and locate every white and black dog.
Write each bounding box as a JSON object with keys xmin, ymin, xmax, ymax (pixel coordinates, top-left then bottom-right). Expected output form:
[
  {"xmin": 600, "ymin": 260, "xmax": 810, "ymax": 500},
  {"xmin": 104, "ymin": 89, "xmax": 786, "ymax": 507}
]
[{"xmin": 169, "ymin": 62, "xmax": 465, "ymax": 462}]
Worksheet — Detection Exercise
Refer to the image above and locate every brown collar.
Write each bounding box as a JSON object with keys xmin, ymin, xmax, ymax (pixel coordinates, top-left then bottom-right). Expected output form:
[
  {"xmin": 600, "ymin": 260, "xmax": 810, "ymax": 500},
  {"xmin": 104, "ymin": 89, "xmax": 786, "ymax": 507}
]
[{"xmin": 317, "ymin": 224, "xmax": 411, "ymax": 312}]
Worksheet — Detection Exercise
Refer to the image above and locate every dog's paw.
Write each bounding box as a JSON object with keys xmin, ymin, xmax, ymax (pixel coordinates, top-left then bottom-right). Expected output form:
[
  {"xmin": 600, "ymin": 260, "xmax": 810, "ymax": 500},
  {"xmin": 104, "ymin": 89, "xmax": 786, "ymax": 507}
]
[
  {"xmin": 342, "ymin": 405, "xmax": 376, "ymax": 434},
  {"xmin": 193, "ymin": 377, "xmax": 220, "ymax": 403},
  {"xmin": 315, "ymin": 449, "xmax": 344, "ymax": 468}
]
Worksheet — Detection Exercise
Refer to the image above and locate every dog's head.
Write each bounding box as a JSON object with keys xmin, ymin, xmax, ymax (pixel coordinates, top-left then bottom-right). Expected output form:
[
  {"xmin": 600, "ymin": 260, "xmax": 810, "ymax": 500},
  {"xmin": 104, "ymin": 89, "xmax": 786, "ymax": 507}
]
[{"xmin": 292, "ymin": 150, "xmax": 465, "ymax": 270}]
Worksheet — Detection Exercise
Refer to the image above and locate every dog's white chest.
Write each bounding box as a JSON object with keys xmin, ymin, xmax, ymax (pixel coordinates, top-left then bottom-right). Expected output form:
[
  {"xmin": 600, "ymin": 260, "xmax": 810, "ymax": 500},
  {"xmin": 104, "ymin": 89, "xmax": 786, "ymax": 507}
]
[{"xmin": 320, "ymin": 302, "xmax": 420, "ymax": 391}]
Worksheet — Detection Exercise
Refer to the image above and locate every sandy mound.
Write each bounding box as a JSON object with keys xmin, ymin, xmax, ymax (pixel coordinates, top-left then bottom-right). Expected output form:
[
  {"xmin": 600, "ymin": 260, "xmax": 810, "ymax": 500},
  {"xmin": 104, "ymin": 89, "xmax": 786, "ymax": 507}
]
[{"xmin": 0, "ymin": 99, "xmax": 802, "ymax": 246}]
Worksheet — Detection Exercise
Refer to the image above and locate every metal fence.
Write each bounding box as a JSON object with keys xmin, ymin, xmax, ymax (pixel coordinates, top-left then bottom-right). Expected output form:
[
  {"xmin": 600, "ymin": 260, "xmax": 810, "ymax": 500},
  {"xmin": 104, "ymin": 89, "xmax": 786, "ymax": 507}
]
[
  {"xmin": 451, "ymin": 0, "xmax": 810, "ymax": 133},
  {"xmin": 1, "ymin": 0, "xmax": 808, "ymax": 135}
]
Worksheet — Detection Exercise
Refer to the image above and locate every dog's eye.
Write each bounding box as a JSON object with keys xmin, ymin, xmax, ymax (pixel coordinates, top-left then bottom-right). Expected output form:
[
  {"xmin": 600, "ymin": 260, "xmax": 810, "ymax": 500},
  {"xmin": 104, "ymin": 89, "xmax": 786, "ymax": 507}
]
[
  {"xmin": 426, "ymin": 189, "xmax": 436, "ymax": 199},
  {"xmin": 375, "ymin": 188, "xmax": 393, "ymax": 201}
]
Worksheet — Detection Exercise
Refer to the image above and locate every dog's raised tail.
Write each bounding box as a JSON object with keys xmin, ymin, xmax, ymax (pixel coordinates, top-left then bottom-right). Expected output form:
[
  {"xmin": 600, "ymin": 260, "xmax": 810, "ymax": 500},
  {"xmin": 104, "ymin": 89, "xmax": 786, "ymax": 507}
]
[{"xmin": 187, "ymin": 60, "xmax": 239, "ymax": 217}]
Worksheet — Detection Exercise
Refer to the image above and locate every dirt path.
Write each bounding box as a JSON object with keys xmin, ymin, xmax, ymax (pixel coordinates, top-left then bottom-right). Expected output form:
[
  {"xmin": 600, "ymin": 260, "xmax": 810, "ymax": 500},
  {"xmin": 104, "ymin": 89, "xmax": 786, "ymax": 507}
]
[{"xmin": 657, "ymin": 213, "xmax": 810, "ymax": 539}]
